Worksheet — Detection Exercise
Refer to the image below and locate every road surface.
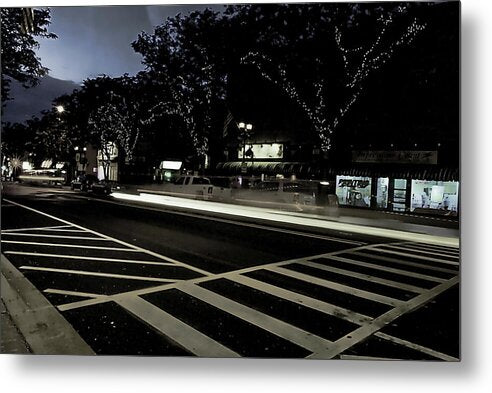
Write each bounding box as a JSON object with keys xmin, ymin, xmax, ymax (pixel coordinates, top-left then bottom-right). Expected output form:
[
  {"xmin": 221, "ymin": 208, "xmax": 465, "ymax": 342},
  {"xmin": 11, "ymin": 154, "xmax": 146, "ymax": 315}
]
[{"xmin": 1, "ymin": 184, "xmax": 459, "ymax": 359}]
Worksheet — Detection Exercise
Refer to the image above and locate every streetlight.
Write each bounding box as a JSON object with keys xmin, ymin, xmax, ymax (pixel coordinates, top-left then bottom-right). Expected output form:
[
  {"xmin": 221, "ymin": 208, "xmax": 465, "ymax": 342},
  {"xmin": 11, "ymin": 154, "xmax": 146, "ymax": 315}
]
[
  {"xmin": 56, "ymin": 105, "xmax": 65, "ymax": 113},
  {"xmin": 238, "ymin": 122, "xmax": 253, "ymax": 157}
]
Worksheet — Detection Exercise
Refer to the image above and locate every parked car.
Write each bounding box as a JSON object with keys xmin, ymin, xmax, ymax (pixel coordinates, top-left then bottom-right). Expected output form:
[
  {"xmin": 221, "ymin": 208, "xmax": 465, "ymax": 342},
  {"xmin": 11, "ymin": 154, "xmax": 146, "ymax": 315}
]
[
  {"xmin": 90, "ymin": 180, "xmax": 113, "ymax": 195},
  {"xmin": 71, "ymin": 175, "xmax": 118, "ymax": 195},
  {"xmin": 71, "ymin": 174, "xmax": 98, "ymax": 191}
]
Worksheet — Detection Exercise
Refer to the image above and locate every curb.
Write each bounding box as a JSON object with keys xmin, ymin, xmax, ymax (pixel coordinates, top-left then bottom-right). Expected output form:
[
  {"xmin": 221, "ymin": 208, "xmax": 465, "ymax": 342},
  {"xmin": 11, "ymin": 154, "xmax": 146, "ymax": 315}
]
[{"xmin": 1, "ymin": 254, "xmax": 95, "ymax": 355}]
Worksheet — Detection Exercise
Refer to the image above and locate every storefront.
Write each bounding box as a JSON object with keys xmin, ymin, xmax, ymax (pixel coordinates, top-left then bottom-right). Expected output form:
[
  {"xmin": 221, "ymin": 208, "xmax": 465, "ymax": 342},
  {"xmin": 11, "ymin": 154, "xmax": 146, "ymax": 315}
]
[
  {"xmin": 336, "ymin": 175, "xmax": 391, "ymax": 209},
  {"xmin": 410, "ymin": 180, "xmax": 459, "ymax": 214},
  {"xmin": 335, "ymin": 176, "xmax": 372, "ymax": 208},
  {"xmin": 340, "ymin": 150, "xmax": 459, "ymax": 216},
  {"xmin": 334, "ymin": 167, "xmax": 459, "ymax": 216},
  {"xmin": 97, "ymin": 142, "xmax": 119, "ymax": 181}
]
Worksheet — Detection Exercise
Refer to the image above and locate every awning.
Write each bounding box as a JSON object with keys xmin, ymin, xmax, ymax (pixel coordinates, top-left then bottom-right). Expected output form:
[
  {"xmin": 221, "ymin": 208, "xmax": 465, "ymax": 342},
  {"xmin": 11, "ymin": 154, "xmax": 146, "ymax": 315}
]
[
  {"xmin": 334, "ymin": 165, "xmax": 459, "ymax": 182},
  {"xmin": 216, "ymin": 161, "xmax": 313, "ymax": 176},
  {"xmin": 215, "ymin": 162, "xmax": 459, "ymax": 181}
]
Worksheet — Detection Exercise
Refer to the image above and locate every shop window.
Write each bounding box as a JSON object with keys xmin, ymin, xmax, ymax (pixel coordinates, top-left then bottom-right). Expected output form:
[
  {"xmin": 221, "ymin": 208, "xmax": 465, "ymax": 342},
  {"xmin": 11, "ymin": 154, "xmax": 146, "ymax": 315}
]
[
  {"xmin": 376, "ymin": 177, "xmax": 389, "ymax": 209},
  {"xmin": 393, "ymin": 179, "xmax": 407, "ymax": 212},
  {"xmin": 410, "ymin": 180, "xmax": 459, "ymax": 214},
  {"xmin": 336, "ymin": 176, "xmax": 372, "ymax": 208}
]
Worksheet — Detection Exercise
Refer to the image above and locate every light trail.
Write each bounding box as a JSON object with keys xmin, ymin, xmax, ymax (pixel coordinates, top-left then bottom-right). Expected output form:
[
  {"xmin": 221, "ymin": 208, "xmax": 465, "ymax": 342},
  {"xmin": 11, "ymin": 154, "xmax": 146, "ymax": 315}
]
[{"xmin": 110, "ymin": 192, "xmax": 459, "ymax": 248}]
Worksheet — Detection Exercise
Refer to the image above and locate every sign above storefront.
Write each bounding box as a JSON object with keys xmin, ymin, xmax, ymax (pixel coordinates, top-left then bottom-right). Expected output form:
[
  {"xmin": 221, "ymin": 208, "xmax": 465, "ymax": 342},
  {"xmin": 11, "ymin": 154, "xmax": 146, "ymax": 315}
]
[
  {"xmin": 352, "ymin": 150, "xmax": 438, "ymax": 164},
  {"xmin": 238, "ymin": 143, "xmax": 283, "ymax": 159},
  {"xmin": 337, "ymin": 178, "xmax": 371, "ymax": 189},
  {"xmin": 160, "ymin": 160, "xmax": 182, "ymax": 170}
]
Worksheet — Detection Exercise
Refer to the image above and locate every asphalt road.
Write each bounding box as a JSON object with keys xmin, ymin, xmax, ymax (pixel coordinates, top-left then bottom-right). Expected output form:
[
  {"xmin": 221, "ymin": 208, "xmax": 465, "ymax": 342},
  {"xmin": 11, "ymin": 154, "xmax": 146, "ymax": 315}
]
[{"xmin": 1, "ymin": 184, "xmax": 460, "ymax": 359}]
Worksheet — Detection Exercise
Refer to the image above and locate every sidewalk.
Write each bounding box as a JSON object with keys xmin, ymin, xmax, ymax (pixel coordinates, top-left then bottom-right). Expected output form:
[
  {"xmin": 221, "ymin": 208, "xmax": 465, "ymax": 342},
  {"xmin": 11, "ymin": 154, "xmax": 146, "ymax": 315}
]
[
  {"xmin": 0, "ymin": 254, "xmax": 95, "ymax": 355},
  {"xmin": 0, "ymin": 299, "xmax": 30, "ymax": 354}
]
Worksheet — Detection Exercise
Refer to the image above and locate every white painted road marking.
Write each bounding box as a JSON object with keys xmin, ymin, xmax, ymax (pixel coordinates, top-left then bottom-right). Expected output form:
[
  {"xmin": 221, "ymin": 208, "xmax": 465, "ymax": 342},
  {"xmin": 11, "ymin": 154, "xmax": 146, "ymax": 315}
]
[
  {"xmin": 2, "ymin": 240, "xmax": 142, "ymax": 251},
  {"xmin": 2, "ymin": 232, "xmax": 113, "ymax": 240},
  {"xmin": 307, "ymin": 276, "xmax": 459, "ymax": 359},
  {"xmin": 4, "ymin": 251, "xmax": 178, "ymax": 267},
  {"xmin": 1, "ymin": 198, "xmax": 460, "ymax": 360},
  {"xmin": 299, "ymin": 259, "xmax": 426, "ymax": 294},
  {"xmin": 115, "ymin": 295, "xmax": 240, "ymax": 357},
  {"xmin": 366, "ymin": 246, "xmax": 460, "ymax": 266},
  {"xmin": 43, "ymin": 288, "xmax": 108, "ymax": 299},
  {"xmin": 177, "ymin": 281, "xmax": 334, "ymax": 353},
  {"xmin": 381, "ymin": 243, "xmax": 460, "ymax": 259},
  {"xmin": 318, "ymin": 254, "xmax": 446, "ymax": 283},
  {"xmin": 349, "ymin": 251, "xmax": 458, "ymax": 275},
  {"xmin": 19, "ymin": 266, "xmax": 180, "ymax": 283},
  {"xmin": 3, "ymin": 198, "xmax": 211, "ymax": 276},
  {"xmin": 268, "ymin": 265, "xmax": 404, "ymax": 307},
  {"xmin": 1, "ymin": 225, "xmax": 75, "ymax": 233}
]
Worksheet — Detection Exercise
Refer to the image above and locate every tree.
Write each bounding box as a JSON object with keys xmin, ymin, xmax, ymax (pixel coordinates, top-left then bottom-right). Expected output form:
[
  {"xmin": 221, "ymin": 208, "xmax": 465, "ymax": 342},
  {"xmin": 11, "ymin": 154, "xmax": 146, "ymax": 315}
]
[
  {"xmin": 132, "ymin": 9, "xmax": 229, "ymax": 161},
  {"xmin": 1, "ymin": 8, "xmax": 56, "ymax": 103},
  {"xmin": 1, "ymin": 121, "xmax": 33, "ymax": 157},
  {"xmin": 234, "ymin": 3, "xmax": 426, "ymax": 151},
  {"xmin": 87, "ymin": 102, "xmax": 133, "ymax": 180}
]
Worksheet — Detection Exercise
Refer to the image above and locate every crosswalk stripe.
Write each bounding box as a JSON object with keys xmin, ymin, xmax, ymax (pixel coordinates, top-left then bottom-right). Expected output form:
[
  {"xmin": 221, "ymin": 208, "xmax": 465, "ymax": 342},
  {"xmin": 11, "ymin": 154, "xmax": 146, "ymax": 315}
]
[
  {"xmin": 397, "ymin": 242, "xmax": 460, "ymax": 255},
  {"xmin": 33, "ymin": 228, "xmax": 88, "ymax": 233},
  {"xmin": 57, "ymin": 297, "xmax": 108, "ymax": 312},
  {"xmin": 308, "ymin": 276, "xmax": 459, "ymax": 359},
  {"xmin": 50, "ymin": 250, "xmax": 353, "ymax": 314},
  {"xmin": 378, "ymin": 244, "xmax": 460, "ymax": 259},
  {"xmin": 348, "ymin": 251, "xmax": 459, "ymax": 275},
  {"xmin": 2, "ymin": 240, "xmax": 140, "ymax": 251},
  {"xmin": 325, "ymin": 255, "xmax": 447, "ymax": 283},
  {"xmin": 228, "ymin": 274, "xmax": 372, "ymax": 325},
  {"xmin": 339, "ymin": 354, "xmax": 401, "ymax": 361},
  {"xmin": 374, "ymin": 332, "xmax": 459, "ymax": 362},
  {"xmin": 3, "ymin": 198, "xmax": 211, "ymax": 277},
  {"xmin": 2, "ymin": 232, "xmax": 112, "ymax": 241},
  {"xmin": 177, "ymin": 282, "xmax": 333, "ymax": 353},
  {"xmin": 268, "ymin": 266, "xmax": 403, "ymax": 307},
  {"xmin": 43, "ymin": 288, "xmax": 108, "ymax": 298},
  {"xmin": 367, "ymin": 247, "xmax": 459, "ymax": 266},
  {"xmin": 1, "ymin": 225, "xmax": 73, "ymax": 233},
  {"xmin": 403, "ymin": 242, "xmax": 459, "ymax": 253},
  {"xmin": 300, "ymin": 260, "xmax": 425, "ymax": 294},
  {"xmin": 115, "ymin": 295, "xmax": 240, "ymax": 357},
  {"xmin": 4, "ymin": 251, "xmax": 177, "ymax": 267},
  {"xmin": 19, "ymin": 266, "xmax": 179, "ymax": 283}
]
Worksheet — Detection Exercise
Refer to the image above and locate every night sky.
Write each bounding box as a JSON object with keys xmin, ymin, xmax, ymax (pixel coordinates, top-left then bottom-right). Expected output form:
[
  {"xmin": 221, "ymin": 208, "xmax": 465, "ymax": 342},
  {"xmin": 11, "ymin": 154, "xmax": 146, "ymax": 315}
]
[
  {"xmin": 37, "ymin": 5, "xmax": 225, "ymax": 83},
  {"xmin": 3, "ymin": 4, "xmax": 225, "ymax": 123}
]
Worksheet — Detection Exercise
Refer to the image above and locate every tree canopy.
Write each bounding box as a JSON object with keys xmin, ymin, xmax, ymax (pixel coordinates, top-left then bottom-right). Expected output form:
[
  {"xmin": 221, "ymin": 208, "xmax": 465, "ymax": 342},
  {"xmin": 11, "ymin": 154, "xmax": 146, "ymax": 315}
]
[
  {"xmin": 1, "ymin": 3, "xmax": 458, "ymax": 169},
  {"xmin": 1, "ymin": 8, "xmax": 56, "ymax": 103}
]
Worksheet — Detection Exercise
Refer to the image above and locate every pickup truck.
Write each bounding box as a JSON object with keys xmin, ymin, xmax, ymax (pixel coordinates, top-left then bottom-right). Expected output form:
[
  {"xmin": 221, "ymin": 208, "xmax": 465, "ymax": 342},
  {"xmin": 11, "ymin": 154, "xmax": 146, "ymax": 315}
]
[{"xmin": 138, "ymin": 176, "xmax": 232, "ymax": 201}]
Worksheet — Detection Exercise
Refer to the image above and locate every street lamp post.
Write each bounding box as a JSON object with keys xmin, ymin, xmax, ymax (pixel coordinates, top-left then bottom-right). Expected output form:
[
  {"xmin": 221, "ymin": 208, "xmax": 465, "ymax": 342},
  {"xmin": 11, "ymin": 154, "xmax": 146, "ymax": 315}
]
[{"xmin": 238, "ymin": 122, "xmax": 253, "ymax": 172}]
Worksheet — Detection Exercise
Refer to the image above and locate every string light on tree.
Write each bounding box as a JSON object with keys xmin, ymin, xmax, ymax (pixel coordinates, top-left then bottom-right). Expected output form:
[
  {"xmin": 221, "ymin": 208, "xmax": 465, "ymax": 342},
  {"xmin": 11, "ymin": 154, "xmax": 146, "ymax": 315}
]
[{"xmin": 242, "ymin": 5, "xmax": 425, "ymax": 152}]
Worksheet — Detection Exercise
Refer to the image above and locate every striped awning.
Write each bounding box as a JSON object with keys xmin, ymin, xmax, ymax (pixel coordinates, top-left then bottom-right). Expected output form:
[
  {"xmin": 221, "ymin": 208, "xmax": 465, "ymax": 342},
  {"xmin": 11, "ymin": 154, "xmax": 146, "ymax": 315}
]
[{"xmin": 215, "ymin": 161, "xmax": 459, "ymax": 181}]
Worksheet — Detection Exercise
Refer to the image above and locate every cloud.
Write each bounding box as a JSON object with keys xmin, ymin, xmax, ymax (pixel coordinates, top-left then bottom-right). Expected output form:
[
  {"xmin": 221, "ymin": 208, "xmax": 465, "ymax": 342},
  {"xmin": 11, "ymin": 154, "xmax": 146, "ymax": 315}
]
[{"xmin": 36, "ymin": 5, "xmax": 225, "ymax": 83}]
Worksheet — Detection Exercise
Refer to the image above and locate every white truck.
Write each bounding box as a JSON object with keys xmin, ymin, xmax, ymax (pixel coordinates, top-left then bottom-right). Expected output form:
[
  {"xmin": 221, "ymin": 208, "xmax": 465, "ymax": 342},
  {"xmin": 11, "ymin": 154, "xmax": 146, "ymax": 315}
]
[{"xmin": 138, "ymin": 176, "xmax": 232, "ymax": 201}]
